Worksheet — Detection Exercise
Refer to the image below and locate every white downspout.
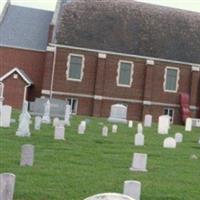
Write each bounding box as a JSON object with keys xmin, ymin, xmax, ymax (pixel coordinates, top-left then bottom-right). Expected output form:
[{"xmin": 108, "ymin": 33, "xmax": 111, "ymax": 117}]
[
  {"xmin": 50, "ymin": 46, "xmax": 57, "ymax": 99},
  {"xmin": 23, "ymin": 84, "xmax": 31, "ymax": 102}
]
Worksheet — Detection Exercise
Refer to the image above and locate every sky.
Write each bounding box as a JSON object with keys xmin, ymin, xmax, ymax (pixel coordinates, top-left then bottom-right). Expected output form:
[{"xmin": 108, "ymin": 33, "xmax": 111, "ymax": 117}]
[{"xmin": 1, "ymin": 0, "xmax": 200, "ymax": 13}]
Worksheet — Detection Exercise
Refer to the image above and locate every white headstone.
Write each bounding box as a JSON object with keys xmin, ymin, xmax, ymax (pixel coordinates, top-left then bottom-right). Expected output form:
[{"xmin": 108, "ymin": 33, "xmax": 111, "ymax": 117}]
[
  {"xmin": 163, "ymin": 137, "xmax": 176, "ymax": 148},
  {"xmin": 19, "ymin": 101, "xmax": 28, "ymax": 122},
  {"xmin": 0, "ymin": 105, "xmax": 12, "ymax": 127},
  {"xmin": 175, "ymin": 133, "xmax": 183, "ymax": 143},
  {"xmin": 0, "ymin": 173, "xmax": 16, "ymax": 200},
  {"xmin": 42, "ymin": 100, "xmax": 51, "ymax": 124},
  {"xmin": 134, "ymin": 133, "xmax": 144, "ymax": 146},
  {"xmin": 108, "ymin": 104, "xmax": 127, "ymax": 123},
  {"xmin": 34, "ymin": 116, "xmax": 42, "ymax": 130},
  {"xmin": 158, "ymin": 115, "xmax": 170, "ymax": 134},
  {"xmin": 128, "ymin": 120, "xmax": 133, "ymax": 128},
  {"xmin": 102, "ymin": 126, "xmax": 108, "ymax": 137},
  {"xmin": 112, "ymin": 124, "xmax": 118, "ymax": 133},
  {"xmin": 64, "ymin": 104, "xmax": 71, "ymax": 126},
  {"xmin": 123, "ymin": 180, "xmax": 141, "ymax": 200},
  {"xmin": 137, "ymin": 123, "xmax": 143, "ymax": 134},
  {"xmin": 130, "ymin": 153, "xmax": 148, "ymax": 172},
  {"xmin": 54, "ymin": 125, "xmax": 65, "ymax": 140},
  {"xmin": 78, "ymin": 123, "xmax": 85, "ymax": 134},
  {"xmin": 84, "ymin": 193, "xmax": 135, "ymax": 200},
  {"xmin": 144, "ymin": 114, "xmax": 152, "ymax": 127},
  {"xmin": 53, "ymin": 117, "xmax": 60, "ymax": 127},
  {"xmin": 80, "ymin": 120, "xmax": 86, "ymax": 131},
  {"xmin": 185, "ymin": 118, "xmax": 192, "ymax": 132},
  {"xmin": 16, "ymin": 110, "xmax": 31, "ymax": 137},
  {"xmin": 20, "ymin": 144, "xmax": 34, "ymax": 166}
]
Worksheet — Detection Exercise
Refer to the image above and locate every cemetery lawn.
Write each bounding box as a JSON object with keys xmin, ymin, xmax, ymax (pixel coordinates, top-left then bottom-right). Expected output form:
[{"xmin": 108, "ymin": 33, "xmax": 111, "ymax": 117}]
[{"xmin": 0, "ymin": 112, "xmax": 200, "ymax": 200}]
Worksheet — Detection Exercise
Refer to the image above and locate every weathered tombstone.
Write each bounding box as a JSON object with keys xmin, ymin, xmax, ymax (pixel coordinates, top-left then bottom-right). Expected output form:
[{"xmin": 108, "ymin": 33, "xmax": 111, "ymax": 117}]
[
  {"xmin": 102, "ymin": 126, "xmax": 108, "ymax": 137},
  {"xmin": 78, "ymin": 123, "xmax": 85, "ymax": 134},
  {"xmin": 112, "ymin": 124, "xmax": 118, "ymax": 133},
  {"xmin": 137, "ymin": 123, "xmax": 143, "ymax": 134},
  {"xmin": 84, "ymin": 193, "xmax": 135, "ymax": 200},
  {"xmin": 64, "ymin": 104, "xmax": 71, "ymax": 126},
  {"xmin": 123, "ymin": 180, "xmax": 141, "ymax": 200},
  {"xmin": 19, "ymin": 101, "xmax": 28, "ymax": 122},
  {"xmin": 0, "ymin": 173, "xmax": 16, "ymax": 200},
  {"xmin": 134, "ymin": 133, "xmax": 144, "ymax": 146},
  {"xmin": 34, "ymin": 116, "xmax": 42, "ymax": 130},
  {"xmin": 53, "ymin": 117, "xmax": 60, "ymax": 127},
  {"xmin": 0, "ymin": 105, "xmax": 12, "ymax": 127},
  {"xmin": 16, "ymin": 110, "xmax": 31, "ymax": 137},
  {"xmin": 185, "ymin": 118, "xmax": 192, "ymax": 132},
  {"xmin": 144, "ymin": 114, "xmax": 152, "ymax": 127},
  {"xmin": 128, "ymin": 120, "xmax": 133, "ymax": 128},
  {"xmin": 54, "ymin": 124, "xmax": 65, "ymax": 140},
  {"xmin": 163, "ymin": 137, "xmax": 176, "ymax": 148},
  {"xmin": 158, "ymin": 115, "xmax": 170, "ymax": 134},
  {"xmin": 20, "ymin": 144, "xmax": 34, "ymax": 166},
  {"xmin": 108, "ymin": 104, "xmax": 127, "ymax": 123},
  {"xmin": 80, "ymin": 120, "xmax": 86, "ymax": 130},
  {"xmin": 175, "ymin": 133, "xmax": 183, "ymax": 143},
  {"xmin": 130, "ymin": 153, "xmax": 148, "ymax": 172},
  {"xmin": 42, "ymin": 100, "xmax": 51, "ymax": 124}
]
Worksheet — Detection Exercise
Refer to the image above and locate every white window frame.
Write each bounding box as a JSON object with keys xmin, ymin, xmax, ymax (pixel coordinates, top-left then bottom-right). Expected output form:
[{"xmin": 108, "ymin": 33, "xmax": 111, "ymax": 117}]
[
  {"xmin": 66, "ymin": 53, "xmax": 85, "ymax": 82},
  {"xmin": 163, "ymin": 107, "xmax": 174, "ymax": 123},
  {"xmin": 116, "ymin": 60, "xmax": 134, "ymax": 88},
  {"xmin": 67, "ymin": 98, "xmax": 78, "ymax": 114},
  {"xmin": 163, "ymin": 66, "xmax": 180, "ymax": 93}
]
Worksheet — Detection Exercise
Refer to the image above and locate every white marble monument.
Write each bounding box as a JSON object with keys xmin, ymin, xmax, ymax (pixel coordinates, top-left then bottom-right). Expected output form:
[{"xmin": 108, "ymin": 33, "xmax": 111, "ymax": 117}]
[
  {"xmin": 158, "ymin": 115, "xmax": 170, "ymax": 134},
  {"xmin": 175, "ymin": 133, "xmax": 183, "ymax": 143},
  {"xmin": 128, "ymin": 120, "xmax": 133, "ymax": 128},
  {"xmin": 16, "ymin": 110, "xmax": 31, "ymax": 137},
  {"xmin": 163, "ymin": 137, "xmax": 176, "ymax": 148},
  {"xmin": 112, "ymin": 124, "xmax": 118, "ymax": 133},
  {"xmin": 102, "ymin": 126, "xmax": 108, "ymax": 137},
  {"xmin": 0, "ymin": 173, "xmax": 16, "ymax": 200},
  {"xmin": 20, "ymin": 144, "xmax": 35, "ymax": 166},
  {"xmin": 185, "ymin": 118, "xmax": 192, "ymax": 132},
  {"xmin": 134, "ymin": 133, "xmax": 144, "ymax": 146},
  {"xmin": 130, "ymin": 153, "xmax": 148, "ymax": 172},
  {"xmin": 108, "ymin": 104, "xmax": 127, "ymax": 123},
  {"xmin": 0, "ymin": 105, "xmax": 12, "ymax": 127},
  {"xmin": 84, "ymin": 193, "xmax": 135, "ymax": 200},
  {"xmin": 137, "ymin": 123, "xmax": 143, "ymax": 134},
  {"xmin": 42, "ymin": 100, "xmax": 51, "ymax": 124},
  {"xmin": 34, "ymin": 116, "xmax": 42, "ymax": 130},
  {"xmin": 144, "ymin": 114, "xmax": 152, "ymax": 127},
  {"xmin": 54, "ymin": 124, "xmax": 65, "ymax": 140},
  {"xmin": 123, "ymin": 180, "xmax": 141, "ymax": 200},
  {"xmin": 64, "ymin": 104, "xmax": 71, "ymax": 126}
]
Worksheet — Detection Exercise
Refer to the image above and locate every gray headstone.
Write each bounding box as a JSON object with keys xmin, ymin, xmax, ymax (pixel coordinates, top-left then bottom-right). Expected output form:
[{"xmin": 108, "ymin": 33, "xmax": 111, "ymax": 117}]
[
  {"xmin": 123, "ymin": 180, "xmax": 141, "ymax": 200},
  {"xmin": 0, "ymin": 173, "xmax": 16, "ymax": 200},
  {"xmin": 42, "ymin": 100, "xmax": 51, "ymax": 124},
  {"xmin": 175, "ymin": 133, "xmax": 183, "ymax": 143},
  {"xmin": 34, "ymin": 116, "xmax": 42, "ymax": 130},
  {"xmin": 130, "ymin": 153, "xmax": 148, "ymax": 172},
  {"xmin": 20, "ymin": 144, "xmax": 34, "ymax": 166}
]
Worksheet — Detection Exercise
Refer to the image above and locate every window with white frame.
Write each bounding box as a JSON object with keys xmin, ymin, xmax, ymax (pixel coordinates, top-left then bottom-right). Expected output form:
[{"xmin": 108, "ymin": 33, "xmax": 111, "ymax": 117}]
[
  {"xmin": 164, "ymin": 108, "xmax": 174, "ymax": 123},
  {"xmin": 67, "ymin": 98, "xmax": 78, "ymax": 114},
  {"xmin": 117, "ymin": 60, "xmax": 134, "ymax": 87},
  {"xmin": 164, "ymin": 67, "xmax": 179, "ymax": 92},
  {"xmin": 66, "ymin": 54, "xmax": 85, "ymax": 81}
]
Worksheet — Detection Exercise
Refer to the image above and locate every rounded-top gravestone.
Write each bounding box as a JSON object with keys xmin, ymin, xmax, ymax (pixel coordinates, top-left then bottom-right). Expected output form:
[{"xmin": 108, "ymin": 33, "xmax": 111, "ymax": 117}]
[
  {"xmin": 163, "ymin": 137, "xmax": 176, "ymax": 148},
  {"xmin": 84, "ymin": 193, "xmax": 135, "ymax": 200}
]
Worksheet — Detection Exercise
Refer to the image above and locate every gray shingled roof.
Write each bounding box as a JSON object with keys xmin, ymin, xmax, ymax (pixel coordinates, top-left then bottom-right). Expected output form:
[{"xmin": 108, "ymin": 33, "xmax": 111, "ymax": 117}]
[
  {"xmin": 56, "ymin": 0, "xmax": 200, "ymax": 64},
  {"xmin": 0, "ymin": 5, "xmax": 53, "ymax": 51}
]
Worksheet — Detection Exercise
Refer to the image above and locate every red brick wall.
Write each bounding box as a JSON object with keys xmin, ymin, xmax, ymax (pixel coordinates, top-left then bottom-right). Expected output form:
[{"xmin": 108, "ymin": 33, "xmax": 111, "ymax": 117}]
[
  {"xmin": 3, "ymin": 75, "xmax": 26, "ymax": 108},
  {"xmin": 0, "ymin": 47, "xmax": 46, "ymax": 104}
]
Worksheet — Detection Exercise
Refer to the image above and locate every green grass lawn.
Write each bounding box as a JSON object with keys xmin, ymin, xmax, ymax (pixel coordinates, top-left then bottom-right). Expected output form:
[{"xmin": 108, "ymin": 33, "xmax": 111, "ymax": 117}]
[{"xmin": 0, "ymin": 112, "xmax": 200, "ymax": 200}]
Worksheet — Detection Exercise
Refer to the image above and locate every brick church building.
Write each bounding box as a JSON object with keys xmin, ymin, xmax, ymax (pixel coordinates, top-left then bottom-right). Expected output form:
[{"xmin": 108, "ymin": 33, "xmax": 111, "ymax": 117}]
[{"xmin": 1, "ymin": 0, "xmax": 200, "ymax": 124}]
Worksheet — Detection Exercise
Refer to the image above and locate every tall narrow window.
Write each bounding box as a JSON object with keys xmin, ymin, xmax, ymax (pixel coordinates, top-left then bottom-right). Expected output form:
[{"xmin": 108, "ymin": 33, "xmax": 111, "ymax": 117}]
[
  {"xmin": 164, "ymin": 67, "xmax": 179, "ymax": 92},
  {"xmin": 67, "ymin": 54, "xmax": 85, "ymax": 81},
  {"xmin": 117, "ymin": 60, "xmax": 134, "ymax": 87}
]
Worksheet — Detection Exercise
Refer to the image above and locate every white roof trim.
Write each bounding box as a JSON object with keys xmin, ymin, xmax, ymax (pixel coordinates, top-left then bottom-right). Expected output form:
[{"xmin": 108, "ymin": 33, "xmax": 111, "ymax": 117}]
[
  {"xmin": 0, "ymin": 67, "xmax": 32, "ymax": 85},
  {"xmin": 49, "ymin": 43, "xmax": 200, "ymax": 67}
]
